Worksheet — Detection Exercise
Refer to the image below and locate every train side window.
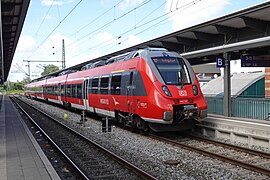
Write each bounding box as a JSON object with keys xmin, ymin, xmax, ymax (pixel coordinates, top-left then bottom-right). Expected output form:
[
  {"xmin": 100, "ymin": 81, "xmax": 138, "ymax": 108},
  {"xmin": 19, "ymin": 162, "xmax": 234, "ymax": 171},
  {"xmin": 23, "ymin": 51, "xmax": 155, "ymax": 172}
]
[
  {"xmin": 50, "ymin": 86, "xmax": 53, "ymax": 95},
  {"xmin": 91, "ymin": 78, "xmax": 99, "ymax": 94},
  {"xmin": 39, "ymin": 86, "xmax": 42, "ymax": 93},
  {"xmin": 54, "ymin": 86, "xmax": 57, "ymax": 95},
  {"xmin": 52, "ymin": 86, "xmax": 57, "ymax": 96},
  {"xmin": 57, "ymin": 84, "xmax": 61, "ymax": 96},
  {"xmin": 48, "ymin": 86, "xmax": 51, "ymax": 94},
  {"xmin": 66, "ymin": 84, "xmax": 72, "ymax": 97},
  {"xmin": 61, "ymin": 85, "xmax": 65, "ymax": 96},
  {"xmin": 100, "ymin": 76, "xmax": 109, "ymax": 94},
  {"xmin": 43, "ymin": 86, "xmax": 46, "ymax": 94},
  {"xmin": 77, "ymin": 84, "xmax": 82, "ymax": 98},
  {"xmin": 72, "ymin": 84, "xmax": 76, "ymax": 98},
  {"xmin": 88, "ymin": 79, "xmax": 92, "ymax": 94},
  {"xmin": 111, "ymin": 74, "xmax": 121, "ymax": 95}
]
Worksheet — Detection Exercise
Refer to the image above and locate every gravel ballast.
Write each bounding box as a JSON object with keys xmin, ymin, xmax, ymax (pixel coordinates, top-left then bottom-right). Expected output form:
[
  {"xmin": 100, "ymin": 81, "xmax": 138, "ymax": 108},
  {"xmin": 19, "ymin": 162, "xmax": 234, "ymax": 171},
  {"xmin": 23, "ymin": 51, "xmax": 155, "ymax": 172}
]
[{"xmin": 21, "ymin": 96, "xmax": 270, "ymax": 180}]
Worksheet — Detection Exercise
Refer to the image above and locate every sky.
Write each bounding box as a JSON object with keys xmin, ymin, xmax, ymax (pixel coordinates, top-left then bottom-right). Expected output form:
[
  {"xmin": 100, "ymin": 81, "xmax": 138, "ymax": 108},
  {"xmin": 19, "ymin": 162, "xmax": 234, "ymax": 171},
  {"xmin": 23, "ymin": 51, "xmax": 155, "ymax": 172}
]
[{"xmin": 8, "ymin": 0, "xmax": 268, "ymax": 82}]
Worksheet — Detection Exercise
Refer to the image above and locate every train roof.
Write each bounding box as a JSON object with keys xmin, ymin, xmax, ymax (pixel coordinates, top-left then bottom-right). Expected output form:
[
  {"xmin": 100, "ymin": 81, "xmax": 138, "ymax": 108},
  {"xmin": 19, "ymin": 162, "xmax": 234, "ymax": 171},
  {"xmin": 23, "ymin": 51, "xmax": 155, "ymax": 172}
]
[{"xmin": 30, "ymin": 47, "xmax": 170, "ymax": 83}]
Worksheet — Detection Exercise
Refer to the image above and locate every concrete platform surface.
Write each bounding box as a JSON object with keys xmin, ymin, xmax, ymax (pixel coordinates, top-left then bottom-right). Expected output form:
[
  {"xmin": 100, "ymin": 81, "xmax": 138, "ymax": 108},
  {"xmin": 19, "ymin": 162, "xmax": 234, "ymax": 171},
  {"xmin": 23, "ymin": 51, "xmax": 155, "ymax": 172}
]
[{"xmin": 0, "ymin": 95, "xmax": 60, "ymax": 180}]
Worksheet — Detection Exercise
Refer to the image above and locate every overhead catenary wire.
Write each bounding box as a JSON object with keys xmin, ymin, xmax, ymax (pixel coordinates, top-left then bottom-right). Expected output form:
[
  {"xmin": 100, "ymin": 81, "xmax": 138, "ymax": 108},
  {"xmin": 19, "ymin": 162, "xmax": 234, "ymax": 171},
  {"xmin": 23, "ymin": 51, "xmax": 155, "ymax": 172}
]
[
  {"xmin": 68, "ymin": 0, "xmax": 125, "ymax": 38},
  {"xmin": 27, "ymin": 0, "xmax": 151, "ymax": 61},
  {"xmin": 75, "ymin": 0, "xmax": 229, "ymax": 57},
  {"xmin": 45, "ymin": 0, "xmax": 154, "ymax": 58},
  {"xmin": 26, "ymin": 0, "xmax": 83, "ymax": 60},
  {"xmin": 102, "ymin": 1, "xmax": 165, "ymax": 54},
  {"xmin": 15, "ymin": 63, "xmax": 28, "ymax": 75},
  {"xmin": 72, "ymin": 0, "xmax": 202, "ymax": 58},
  {"xmin": 23, "ymin": 0, "xmax": 229, "ymax": 70},
  {"xmin": 19, "ymin": 0, "xmax": 56, "ymax": 61},
  {"xmin": 117, "ymin": 0, "xmax": 230, "ymax": 51},
  {"xmin": 135, "ymin": 0, "xmax": 227, "ymax": 36},
  {"xmin": 70, "ymin": 0, "xmax": 153, "ymax": 47},
  {"xmin": 116, "ymin": 0, "xmax": 229, "ymax": 54}
]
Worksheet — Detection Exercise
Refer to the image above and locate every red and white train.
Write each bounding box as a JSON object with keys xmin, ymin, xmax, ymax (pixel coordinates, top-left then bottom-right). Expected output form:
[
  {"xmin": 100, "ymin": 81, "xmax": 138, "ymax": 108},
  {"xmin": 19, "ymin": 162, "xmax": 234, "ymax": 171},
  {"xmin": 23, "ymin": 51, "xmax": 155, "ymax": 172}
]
[{"xmin": 25, "ymin": 48, "xmax": 207, "ymax": 131}]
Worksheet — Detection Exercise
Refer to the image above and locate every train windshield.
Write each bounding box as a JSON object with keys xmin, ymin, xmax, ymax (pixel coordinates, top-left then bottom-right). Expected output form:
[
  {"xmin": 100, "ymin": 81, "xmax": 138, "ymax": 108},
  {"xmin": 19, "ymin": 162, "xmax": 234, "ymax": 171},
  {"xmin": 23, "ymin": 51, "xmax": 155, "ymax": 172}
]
[{"xmin": 152, "ymin": 57, "xmax": 191, "ymax": 85}]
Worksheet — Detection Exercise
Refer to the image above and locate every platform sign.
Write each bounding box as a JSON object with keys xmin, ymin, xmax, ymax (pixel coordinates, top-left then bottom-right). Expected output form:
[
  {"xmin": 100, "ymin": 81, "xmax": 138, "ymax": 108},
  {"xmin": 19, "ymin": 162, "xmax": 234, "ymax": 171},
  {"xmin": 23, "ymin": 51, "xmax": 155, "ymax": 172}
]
[
  {"xmin": 216, "ymin": 57, "xmax": 225, "ymax": 68},
  {"xmin": 241, "ymin": 55, "xmax": 270, "ymax": 67}
]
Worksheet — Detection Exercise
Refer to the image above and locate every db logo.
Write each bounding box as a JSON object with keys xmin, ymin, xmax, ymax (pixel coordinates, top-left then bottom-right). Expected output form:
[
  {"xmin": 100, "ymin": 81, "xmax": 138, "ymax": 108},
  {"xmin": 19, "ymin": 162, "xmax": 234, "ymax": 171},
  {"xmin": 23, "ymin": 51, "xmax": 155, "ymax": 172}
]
[{"xmin": 179, "ymin": 90, "xmax": 187, "ymax": 96}]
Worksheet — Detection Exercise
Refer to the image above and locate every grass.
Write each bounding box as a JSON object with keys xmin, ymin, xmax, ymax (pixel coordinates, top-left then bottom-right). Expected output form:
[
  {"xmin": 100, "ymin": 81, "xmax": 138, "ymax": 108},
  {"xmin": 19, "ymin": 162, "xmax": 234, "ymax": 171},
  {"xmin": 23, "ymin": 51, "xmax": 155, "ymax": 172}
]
[{"xmin": 0, "ymin": 90, "xmax": 24, "ymax": 95}]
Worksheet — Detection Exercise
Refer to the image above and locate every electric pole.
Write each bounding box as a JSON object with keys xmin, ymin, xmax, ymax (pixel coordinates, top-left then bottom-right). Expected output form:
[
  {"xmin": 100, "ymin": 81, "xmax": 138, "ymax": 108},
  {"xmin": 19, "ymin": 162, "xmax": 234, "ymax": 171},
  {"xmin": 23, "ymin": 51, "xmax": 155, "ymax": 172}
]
[
  {"xmin": 23, "ymin": 60, "xmax": 63, "ymax": 79},
  {"xmin": 26, "ymin": 60, "xmax": 30, "ymax": 78},
  {"xmin": 62, "ymin": 39, "xmax": 66, "ymax": 69},
  {"xmin": 23, "ymin": 38, "xmax": 66, "ymax": 79}
]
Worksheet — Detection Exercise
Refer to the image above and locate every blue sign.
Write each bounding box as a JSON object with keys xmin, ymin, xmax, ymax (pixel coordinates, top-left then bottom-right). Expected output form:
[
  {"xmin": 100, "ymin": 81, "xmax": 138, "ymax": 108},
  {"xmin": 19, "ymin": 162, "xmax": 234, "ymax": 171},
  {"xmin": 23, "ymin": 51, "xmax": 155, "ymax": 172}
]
[{"xmin": 216, "ymin": 57, "xmax": 225, "ymax": 68}]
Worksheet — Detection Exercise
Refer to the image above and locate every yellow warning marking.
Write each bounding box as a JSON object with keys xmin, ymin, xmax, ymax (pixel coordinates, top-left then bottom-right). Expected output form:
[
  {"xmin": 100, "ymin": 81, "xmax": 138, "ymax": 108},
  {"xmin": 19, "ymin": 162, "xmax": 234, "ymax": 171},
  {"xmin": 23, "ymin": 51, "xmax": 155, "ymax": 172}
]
[{"xmin": 111, "ymin": 70, "xmax": 125, "ymax": 73}]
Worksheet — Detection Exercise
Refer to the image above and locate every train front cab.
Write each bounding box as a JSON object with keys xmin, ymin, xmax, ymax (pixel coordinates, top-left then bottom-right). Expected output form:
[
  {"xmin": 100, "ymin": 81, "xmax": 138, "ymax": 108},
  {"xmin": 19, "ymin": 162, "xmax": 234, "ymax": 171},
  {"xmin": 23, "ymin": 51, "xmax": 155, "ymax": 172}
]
[{"xmin": 136, "ymin": 50, "xmax": 207, "ymax": 132}]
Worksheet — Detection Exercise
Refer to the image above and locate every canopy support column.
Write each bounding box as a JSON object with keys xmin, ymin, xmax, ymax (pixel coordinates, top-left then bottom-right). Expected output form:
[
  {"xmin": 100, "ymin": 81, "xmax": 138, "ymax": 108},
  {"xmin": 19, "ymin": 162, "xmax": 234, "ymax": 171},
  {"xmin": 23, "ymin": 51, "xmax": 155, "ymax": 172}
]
[{"xmin": 223, "ymin": 52, "xmax": 231, "ymax": 117}]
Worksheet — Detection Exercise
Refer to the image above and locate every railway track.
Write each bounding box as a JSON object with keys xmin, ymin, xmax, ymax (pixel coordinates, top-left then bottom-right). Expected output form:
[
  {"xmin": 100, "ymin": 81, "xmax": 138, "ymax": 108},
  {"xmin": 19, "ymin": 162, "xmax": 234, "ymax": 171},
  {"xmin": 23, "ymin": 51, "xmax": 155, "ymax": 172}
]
[
  {"xmin": 11, "ymin": 96, "xmax": 156, "ymax": 180},
  {"xmin": 0, "ymin": 94, "xmax": 2, "ymax": 109},
  {"xmin": 150, "ymin": 132, "xmax": 270, "ymax": 177}
]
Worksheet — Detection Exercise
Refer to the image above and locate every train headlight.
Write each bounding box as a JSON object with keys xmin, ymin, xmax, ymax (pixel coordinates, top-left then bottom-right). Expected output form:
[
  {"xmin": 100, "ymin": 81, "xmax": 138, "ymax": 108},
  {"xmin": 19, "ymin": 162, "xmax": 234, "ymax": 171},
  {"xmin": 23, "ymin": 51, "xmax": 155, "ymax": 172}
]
[
  {"xmin": 162, "ymin": 85, "xmax": 172, "ymax": 97},
  {"xmin": 192, "ymin": 85, "xmax": 198, "ymax": 96}
]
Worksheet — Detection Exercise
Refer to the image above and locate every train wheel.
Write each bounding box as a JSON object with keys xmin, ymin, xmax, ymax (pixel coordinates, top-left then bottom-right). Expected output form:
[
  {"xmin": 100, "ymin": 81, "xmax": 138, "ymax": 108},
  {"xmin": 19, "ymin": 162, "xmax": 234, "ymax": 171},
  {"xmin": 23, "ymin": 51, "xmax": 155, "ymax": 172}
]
[
  {"xmin": 141, "ymin": 120, "xmax": 149, "ymax": 132},
  {"xmin": 135, "ymin": 116, "xmax": 149, "ymax": 132}
]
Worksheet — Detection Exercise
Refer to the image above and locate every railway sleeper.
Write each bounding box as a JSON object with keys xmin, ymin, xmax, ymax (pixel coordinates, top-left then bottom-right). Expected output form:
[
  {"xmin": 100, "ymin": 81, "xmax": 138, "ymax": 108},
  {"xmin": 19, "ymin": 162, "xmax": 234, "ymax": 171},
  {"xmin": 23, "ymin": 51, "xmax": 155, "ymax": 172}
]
[
  {"xmin": 90, "ymin": 169, "xmax": 117, "ymax": 176},
  {"xmin": 92, "ymin": 174, "xmax": 118, "ymax": 179},
  {"xmin": 254, "ymin": 159, "xmax": 270, "ymax": 166}
]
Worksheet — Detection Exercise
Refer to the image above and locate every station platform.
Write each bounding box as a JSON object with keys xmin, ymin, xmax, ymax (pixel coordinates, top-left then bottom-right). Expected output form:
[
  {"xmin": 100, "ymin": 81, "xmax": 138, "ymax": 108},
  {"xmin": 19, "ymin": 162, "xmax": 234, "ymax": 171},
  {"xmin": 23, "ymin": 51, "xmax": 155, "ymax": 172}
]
[{"xmin": 0, "ymin": 95, "xmax": 60, "ymax": 180}]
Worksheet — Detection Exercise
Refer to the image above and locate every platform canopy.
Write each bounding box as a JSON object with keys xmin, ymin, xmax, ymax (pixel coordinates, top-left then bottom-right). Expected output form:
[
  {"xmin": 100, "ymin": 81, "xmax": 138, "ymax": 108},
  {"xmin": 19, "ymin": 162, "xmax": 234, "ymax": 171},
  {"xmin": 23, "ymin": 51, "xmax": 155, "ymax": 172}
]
[{"xmin": 0, "ymin": 0, "xmax": 30, "ymax": 82}]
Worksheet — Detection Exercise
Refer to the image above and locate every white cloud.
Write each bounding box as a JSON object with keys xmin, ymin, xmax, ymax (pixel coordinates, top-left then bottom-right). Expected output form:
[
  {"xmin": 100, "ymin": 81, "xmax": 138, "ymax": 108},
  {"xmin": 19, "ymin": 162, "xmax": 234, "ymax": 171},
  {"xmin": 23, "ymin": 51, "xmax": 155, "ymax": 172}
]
[
  {"xmin": 14, "ymin": 33, "xmax": 80, "ymax": 75},
  {"xmin": 100, "ymin": 0, "xmax": 143, "ymax": 10},
  {"xmin": 80, "ymin": 50, "xmax": 102, "ymax": 61},
  {"xmin": 118, "ymin": 0, "xmax": 143, "ymax": 10},
  {"xmin": 166, "ymin": 0, "xmax": 230, "ymax": 31},
  {"xmin": 17, "ymin": 35, "xmax": 36, "ymax": 52},
  {"xmin": 41, "ymin": 0, "xmax": 63, "ymax": 6},
  {"xmin": 125, "ymin": 35, "xmax": 142, "ymax": 47},
  {"xmin": 95, "ymin": 32, "xmax": 114, "ymax": 46}
]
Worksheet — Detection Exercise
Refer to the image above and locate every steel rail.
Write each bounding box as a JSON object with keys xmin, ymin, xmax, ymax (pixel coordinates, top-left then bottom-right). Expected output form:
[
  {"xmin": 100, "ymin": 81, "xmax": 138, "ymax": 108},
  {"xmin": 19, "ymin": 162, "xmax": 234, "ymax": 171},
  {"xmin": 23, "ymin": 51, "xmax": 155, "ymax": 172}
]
[
  {"xmin": 150, "ymin": 134, "xmax": 270, "ymax": 176},
  {"xmin": 11, "ymin": 96, "xmax": 90, "ymax": 180},
  {"xmin": 186, "ymin": 133, "xmax": 270, "ymax": 159},
  {"xmin": 13, "ymin": 96, "xmax": 157, "ymax": 180}
]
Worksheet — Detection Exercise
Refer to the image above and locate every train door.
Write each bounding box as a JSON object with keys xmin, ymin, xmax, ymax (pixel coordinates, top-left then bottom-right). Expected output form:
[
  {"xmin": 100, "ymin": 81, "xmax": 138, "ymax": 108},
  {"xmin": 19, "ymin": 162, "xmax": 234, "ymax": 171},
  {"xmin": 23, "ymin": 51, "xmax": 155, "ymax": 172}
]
[
  {"xmin": 126, "ymin": 71, "xmax": 135, "ymax": 113},
  {"xmin": 41, "ymin": 85, "xmax": 44, "ymax": 99},
  {"xmin": 57, "ymin": 83, "xmax": 61, "ymax": 104},
  {"xmin": 83, "ymin": 78, "xmax": 89, "ymax": 111}
]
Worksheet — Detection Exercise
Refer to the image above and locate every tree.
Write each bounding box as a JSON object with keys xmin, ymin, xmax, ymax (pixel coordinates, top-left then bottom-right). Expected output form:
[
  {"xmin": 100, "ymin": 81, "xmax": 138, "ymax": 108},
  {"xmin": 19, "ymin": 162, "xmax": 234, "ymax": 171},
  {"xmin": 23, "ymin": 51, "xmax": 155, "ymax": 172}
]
[
  {"xmin": 21, "ymin": 77, "xmax": 31, "ymax": 84},
  {"xmin": 41, "ymin": 64, "xmax": 59, "ymax": 76}
]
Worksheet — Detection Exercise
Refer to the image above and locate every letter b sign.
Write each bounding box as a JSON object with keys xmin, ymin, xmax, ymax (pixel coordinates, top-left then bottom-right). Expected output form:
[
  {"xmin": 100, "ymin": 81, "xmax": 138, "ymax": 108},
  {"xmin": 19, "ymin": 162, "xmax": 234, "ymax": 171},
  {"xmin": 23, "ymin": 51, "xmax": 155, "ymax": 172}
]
[{"xmin": 216, "ymin": 57, "xmax": 225, "ymax": 68}]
